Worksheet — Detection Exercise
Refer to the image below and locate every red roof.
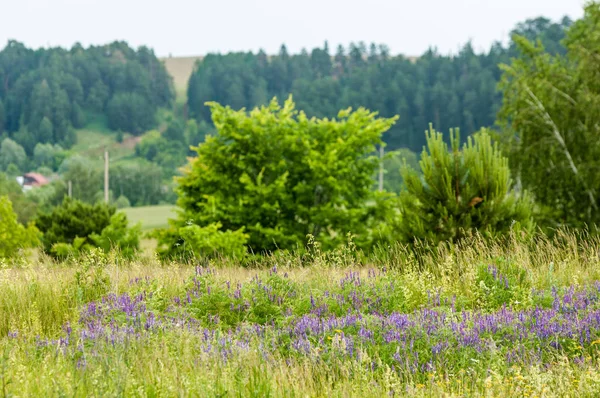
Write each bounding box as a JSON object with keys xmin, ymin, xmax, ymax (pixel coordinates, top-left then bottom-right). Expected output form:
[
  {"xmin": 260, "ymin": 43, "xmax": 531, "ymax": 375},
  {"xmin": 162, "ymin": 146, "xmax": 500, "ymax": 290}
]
[{"xmin": 23, "ymin": 172, "xmax": 49, "ymax": 186}]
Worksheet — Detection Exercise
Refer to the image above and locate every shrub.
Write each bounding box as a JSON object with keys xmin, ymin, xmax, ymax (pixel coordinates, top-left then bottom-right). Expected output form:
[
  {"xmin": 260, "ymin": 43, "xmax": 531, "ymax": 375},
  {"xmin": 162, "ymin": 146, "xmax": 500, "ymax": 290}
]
[
  {"xmin": 154, "ymin": 222, "xmax": 248, "ymax": 260},
  {"xmin": 89, "ymin": 213, "xmax": 141, "ymax": 259},
  {"xmin": 36, "ymin": 198, "xmax": 140, "ymax": 259},
  {"xmin": 160, "ymin": 97, "xmax": 397, "ymax": 256},
  {"xmin": 0, "ymin": 196, "xmax": 39, "ymax": 258},
  {"xmin": 396, "ymin": 126, "xmax": 534, "ymax": 244}
]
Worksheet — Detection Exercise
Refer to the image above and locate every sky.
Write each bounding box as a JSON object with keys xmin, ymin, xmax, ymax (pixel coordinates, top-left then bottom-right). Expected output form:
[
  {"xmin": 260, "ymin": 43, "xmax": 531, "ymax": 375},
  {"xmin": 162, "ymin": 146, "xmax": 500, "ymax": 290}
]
[{"xmin": 1, "ymin": 0, "xmax": 585, "ymax": 57}]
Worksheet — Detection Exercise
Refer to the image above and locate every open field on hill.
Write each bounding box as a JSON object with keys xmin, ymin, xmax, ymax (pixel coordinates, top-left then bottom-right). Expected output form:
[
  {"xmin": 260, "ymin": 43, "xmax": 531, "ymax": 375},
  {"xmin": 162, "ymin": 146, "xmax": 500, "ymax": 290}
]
[
  {"xmin": 71, "ymin": 129, "xmax": 140, "ymax": 162},
  {"xmin": 3, "ymin": 232, "xmax": 600, "ymax": 396},
  {"xmin": 160, "ymin": 56, "xmax": 202, "ymax": 98}
]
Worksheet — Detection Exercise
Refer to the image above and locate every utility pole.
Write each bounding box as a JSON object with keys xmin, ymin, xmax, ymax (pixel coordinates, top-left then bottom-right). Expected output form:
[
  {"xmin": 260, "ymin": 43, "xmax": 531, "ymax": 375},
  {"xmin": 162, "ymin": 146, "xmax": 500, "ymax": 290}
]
[
  {"xmin": 68, "ymin": 180, "xmax": 72, "ymax": 198},
  {"xmin": 378, "ymin": 145, "xmax": 384, "ymax": 192},
  {"xmin": 104, "ymin": 148, "xmax": 109, "ymax": 204}
]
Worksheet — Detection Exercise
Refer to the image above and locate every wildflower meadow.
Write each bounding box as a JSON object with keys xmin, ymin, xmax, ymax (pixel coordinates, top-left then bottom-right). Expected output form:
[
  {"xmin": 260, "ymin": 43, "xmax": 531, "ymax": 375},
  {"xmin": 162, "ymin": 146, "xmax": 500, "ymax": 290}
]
[{"xmin": 2, "ymin": 231, "xmax": 600, "ymax": 397}]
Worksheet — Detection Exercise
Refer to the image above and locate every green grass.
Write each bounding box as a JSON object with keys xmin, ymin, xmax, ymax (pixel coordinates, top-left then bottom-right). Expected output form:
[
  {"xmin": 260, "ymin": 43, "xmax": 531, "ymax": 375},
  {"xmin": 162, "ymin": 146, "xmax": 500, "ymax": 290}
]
[
  {"xmin": 120, "ymin": 204, "xmax": 177, "ymax": 231},
  {"xmin": 4, "ymin": 231, "xmax": 600, "ymax": 396}
]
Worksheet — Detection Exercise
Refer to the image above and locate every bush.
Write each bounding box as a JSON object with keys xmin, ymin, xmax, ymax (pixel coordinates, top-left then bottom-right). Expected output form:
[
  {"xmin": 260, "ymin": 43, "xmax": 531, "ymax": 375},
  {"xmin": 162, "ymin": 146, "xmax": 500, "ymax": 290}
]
[
  {"xmin": 154, "ymin": 222, "xmax": 248, "ymax": 260},
  {"xmin": 0, "ymin": 196, "xmax": 39, "ymax": 258},
  {"xmin": 36, "ymin": 198, "xmax": 141, "ymax": 259},
  {"xmin": 161, "ymin": 97, "xmax": 397, "ymax": 256},
  {"xmin": 88, "ymin": 213, "xmax": 141, "ymax": 259},
  {"xmin": 396, "ymin": 126, "xmax": 534, "ymax": 244}
]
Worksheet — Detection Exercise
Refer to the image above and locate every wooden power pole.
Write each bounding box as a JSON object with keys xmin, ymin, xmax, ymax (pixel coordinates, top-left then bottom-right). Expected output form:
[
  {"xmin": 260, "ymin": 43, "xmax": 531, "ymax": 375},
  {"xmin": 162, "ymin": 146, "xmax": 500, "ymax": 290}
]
[{"xmin": 104, "ymin": 149, "xmax": 109, "ymax": 204}]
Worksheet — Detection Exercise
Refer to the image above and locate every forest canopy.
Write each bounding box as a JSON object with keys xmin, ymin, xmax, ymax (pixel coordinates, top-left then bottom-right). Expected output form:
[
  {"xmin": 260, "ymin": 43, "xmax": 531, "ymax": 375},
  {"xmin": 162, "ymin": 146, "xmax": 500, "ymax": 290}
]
[
  {"xmin": 187, "ymin": 17, "xmax": 572, "ymax": 152},
  {"xmin": 0, "ymin": 41, "xmax": 174, "ymax": 153}
]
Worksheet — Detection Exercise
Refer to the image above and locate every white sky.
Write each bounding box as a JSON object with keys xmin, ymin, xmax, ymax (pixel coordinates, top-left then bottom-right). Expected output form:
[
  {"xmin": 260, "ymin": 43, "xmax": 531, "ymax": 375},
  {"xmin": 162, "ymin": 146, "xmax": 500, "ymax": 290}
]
[{"xmin": 1, "ymin": 0, "xmax": 585, "ymax": 57}]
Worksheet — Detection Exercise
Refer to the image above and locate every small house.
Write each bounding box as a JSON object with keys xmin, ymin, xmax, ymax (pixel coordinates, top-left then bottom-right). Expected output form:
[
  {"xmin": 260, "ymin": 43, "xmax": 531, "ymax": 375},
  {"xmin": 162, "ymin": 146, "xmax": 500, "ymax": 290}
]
[{"xmin": 17, "ymin": 172, "xmax": 49, "ymax": 191}]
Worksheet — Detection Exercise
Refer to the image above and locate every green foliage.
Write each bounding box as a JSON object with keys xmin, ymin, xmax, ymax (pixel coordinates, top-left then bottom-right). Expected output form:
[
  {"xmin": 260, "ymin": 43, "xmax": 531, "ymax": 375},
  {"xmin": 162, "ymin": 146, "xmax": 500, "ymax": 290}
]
[
  {"xmin": 0, "ymin": 171, "xmax": 38, "ymax": 223},
  {"xmin": 135, "ymin": 130, "xmax": 187, "ymax": 177},
  {"xmin": 163, "ymin": 116, "xmax": 185, "ymax": 143},
  {"xmin": 187, "ymin": 19, "xmax": 569, "ymax": 152},
  {"xmin": 155, "ymin": 222, "xmax": 249, "ymax": 260},
  {"xmin": 474, "ymin": 262, "xmax": 531, "ymax": 310},
  {"xmin": 110, "ymin": 160, "xmax": 167, "ymax": 205},
  {"xmin": 114, "ymin": 195, "xmax": 131, "ymax": 209},
  {"xmin": 380, "ymin": 148, "xmax": 419, "ymax": 193},
  {"xmin": 35, "ymin": 198, "xmax": 115, "ymax": 256},
  {"xmin": 58, "ymin": 155, "xmax": 101, "ymax": 203},
  {"xmin": 0, "ymin": 41, "xmax": 174, "ymax": 148},
  {"xmin": 0, "ymin": 138, "xmax": 27, "ymax": 172},
  {"xmin": 0, "ymin": 196, "xmax": 39, "ymax": 258},
  {"xmin": 32, "ymin": 143, "xmax": 65, "ymax": 171},
  {"xmin": 162, "ymin": 97, "xmax": 396, "ymax": 256},
  {"xmin": 396, "ymin": 126, "xmax": 534, "ymax": 244},
  {"xmin": 3, "ymin": 229, "xmax": 600, "ymax": 396},
  {"xmin": 107, "ymin": 92, "xmax": 155, "ymax": 135},
  {"xmin": 70, "ymin": 249, "xmax": 111, "ymax": 303},
  {"xmin": 25, "ymin": 179, "xmax": 67, "ymax": 215},
  {"xmin": 88, "ymin": 213, "xmax": 141, "ymax": 259},
  {"xmin": 38, "ymin": 117, "xmax": 54, "ymax": 143},
  {"xmin": 498, "ymin": 4, "xmax": 600, "ymax": 229},
  {"xmin": 37, "ymin": 199, "xmax": 140, "ymax": 259}
]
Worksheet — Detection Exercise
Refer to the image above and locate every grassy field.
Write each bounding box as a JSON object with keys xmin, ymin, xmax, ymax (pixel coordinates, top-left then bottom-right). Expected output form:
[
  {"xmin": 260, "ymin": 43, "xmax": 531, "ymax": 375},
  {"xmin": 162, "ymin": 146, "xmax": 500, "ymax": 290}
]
[
  {"xmin": 120, "ymin": 205, "xmax": 177, "ymax": 231},
  {"xmin": 160, "ymin": 56, "xmax": 202, "ymax": 100},
  {"xmin": 70, "ymin": 112, "xmax": 144, "ymax": 163},
  {"xmin": 3, "ymin": 232, "xmax": 600, "ymax": 396}
]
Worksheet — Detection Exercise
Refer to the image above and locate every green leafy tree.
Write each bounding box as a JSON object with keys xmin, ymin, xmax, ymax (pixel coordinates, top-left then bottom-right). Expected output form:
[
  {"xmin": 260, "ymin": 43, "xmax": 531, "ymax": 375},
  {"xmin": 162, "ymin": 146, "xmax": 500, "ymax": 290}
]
[
  {"xmin": 159, "ymin": 97, "xmax": 397, "ymax": 256},
  {"xmin": 38, "ymin": 116, "xmax": 54, "ymax": 143},
  {"xmin": 0, "ymin": 40, "xmax": 173, "ymax": 149},
  {"xmin": 396, "ymin": 126, "xmax": 534, "ymax": 244},
  {"xmin": 58, "ymin": 155, "xmax": 102, "ymax": 203},
  {"xmin": 33, "ymin": 143, "xmax": 64, "ymax": 170},
  {"xmin": 114, "ymin": 195, "xmax": 131, "ymax": 209},
  {"xmin": 0, "ymin": 171, "xmax": 37, "ymax": 223},
  {"xmin": 0, "ymin": 138, "xmax": 27, "ymax": 172},
  {"xmin": 497, "ymin": 3, "xmax": 600, "ymax": 229},
  {"xmin": 0, "ymin": 196, "xmax": 39, "ymax": 258},
  {"xmin": 163, "ymin": 117, "xmax": 185, "ymax": 143},
  {"xmin": 107, "ymin": 92, "xmax": 155, "ymax": 135},
  {"xmin": 135, "ymin": 130, "xmax": 187, "ymax": 177},
  {"xmin": 110, "ymin": 160, "xmax": 165, "ymax": 206}
]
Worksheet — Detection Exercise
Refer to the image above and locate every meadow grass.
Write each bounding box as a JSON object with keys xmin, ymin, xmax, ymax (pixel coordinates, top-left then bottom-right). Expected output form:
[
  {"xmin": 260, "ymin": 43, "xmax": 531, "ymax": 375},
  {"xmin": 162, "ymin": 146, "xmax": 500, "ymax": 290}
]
[
  {"xmin": 2, "ymin": 231, "xmax": 600, "ymax": 396},
  {"xmin": 120, "ymin": 205, "xmax": 178, "ymax": 231}
]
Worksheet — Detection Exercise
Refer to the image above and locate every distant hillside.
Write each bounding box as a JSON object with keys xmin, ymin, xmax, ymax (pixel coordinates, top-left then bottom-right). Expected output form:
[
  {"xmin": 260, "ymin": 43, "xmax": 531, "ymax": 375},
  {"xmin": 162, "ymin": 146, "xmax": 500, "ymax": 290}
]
[
  {"xmin": 0, "ymin": 41, "xmax": 174, "ymax": 154},
  {"xmin": 160, "ymin": 54, "xmax": 417, "ymax": 99},
  {"xmin": 160, "ymin": 56, "xmax": 203, "ymax": 97}
]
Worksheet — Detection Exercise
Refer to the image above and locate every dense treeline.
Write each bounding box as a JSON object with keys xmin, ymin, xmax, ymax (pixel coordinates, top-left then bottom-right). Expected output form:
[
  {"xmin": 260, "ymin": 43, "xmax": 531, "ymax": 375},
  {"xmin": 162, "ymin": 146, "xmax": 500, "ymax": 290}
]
[
  {"xmin": 0, "ymin": 41, "xmax": 174, "ymax": 153},
  {"xmin": 187, "ymin": 17, "xmax": 572, "ymax": 151}
]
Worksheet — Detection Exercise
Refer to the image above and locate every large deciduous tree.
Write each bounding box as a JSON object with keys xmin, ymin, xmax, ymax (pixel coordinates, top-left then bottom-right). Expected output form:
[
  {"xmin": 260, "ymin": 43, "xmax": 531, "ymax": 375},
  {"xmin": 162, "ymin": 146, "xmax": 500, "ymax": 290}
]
[
  {"xmin": 497, "ymin": 2, "xmax": 600, "ymax": 229},
  {"xmin": 0, "ymin": 196, "xmax": 39, "ymax": 259},
  {"xmin": 157, "ymin": 97, "xmax": 397, "ymax": 256}
]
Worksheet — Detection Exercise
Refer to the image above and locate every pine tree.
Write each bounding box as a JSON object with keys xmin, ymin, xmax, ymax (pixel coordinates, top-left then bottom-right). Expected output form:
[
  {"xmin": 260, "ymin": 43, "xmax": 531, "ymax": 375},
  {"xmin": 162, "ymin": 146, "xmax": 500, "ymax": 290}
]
[{"xmin": 396, "ymin": 126, "xmax": 534, "ymax": 244}]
